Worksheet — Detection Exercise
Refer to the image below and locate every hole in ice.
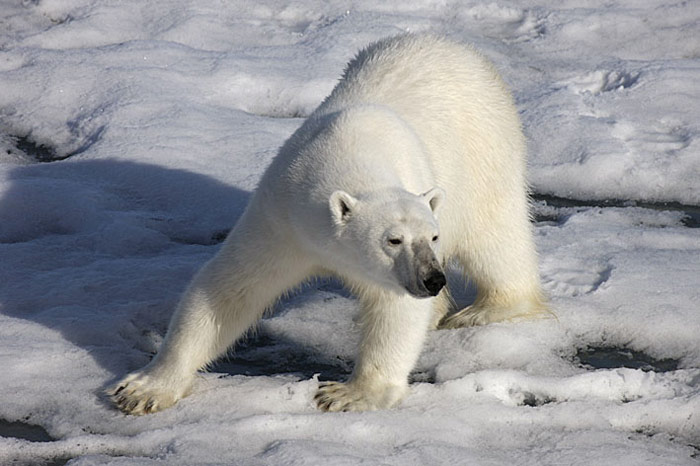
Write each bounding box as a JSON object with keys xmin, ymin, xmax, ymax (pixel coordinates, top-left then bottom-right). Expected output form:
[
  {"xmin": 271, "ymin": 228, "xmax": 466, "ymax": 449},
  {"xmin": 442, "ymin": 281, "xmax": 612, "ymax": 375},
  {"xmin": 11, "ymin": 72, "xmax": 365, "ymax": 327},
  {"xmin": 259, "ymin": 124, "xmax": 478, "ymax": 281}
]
[
  {"xmin": 575, "ymin": 346, "xmax": 679, "ymax": 372},
  {"xmin": 3, "ymin": 126, "xmax": 105, "ymax": 163},
  {"xmin": 409, "ymin": 370, "xmax": 436, "ymax": 384},
  {"xmin": 532, "ymin": 194, "xmax": 700, "ymax": 228},
  {"xmin": 0, "ymin": 419, "xmax": 54, "ymax": 442},
  {"xmin": 13, "ymin": 135, "xmax": 63, "ymax": 162},
  {"xmin": 520, "ymin": 391, "xmax": 556, "ymax": 407},
  {"xmin": 689, "ymin": 444, "xmax": 700, "ymax": 459}
]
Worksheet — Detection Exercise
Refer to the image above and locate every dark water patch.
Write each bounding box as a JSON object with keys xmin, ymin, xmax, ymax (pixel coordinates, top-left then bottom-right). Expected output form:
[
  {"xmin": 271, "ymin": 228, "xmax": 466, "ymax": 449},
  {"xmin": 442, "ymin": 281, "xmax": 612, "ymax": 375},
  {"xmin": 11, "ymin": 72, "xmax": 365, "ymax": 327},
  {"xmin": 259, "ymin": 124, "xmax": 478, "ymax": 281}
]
[
  {"xmin": 409, "ymin": 370, "xmax": 436, "ymax": 384},
  {"xmin": 13, "ymin": 135, "xmax": 66, "ymax": 162},
  {"xmin": 521, "ymin": 392, "xmax": 556, "ymax": 407},
  {"xmin": 690, "ymin": 443, "xmax": 699, "ymax": 459},
  {"xmin": 576, "ymin": 346, "xmax": 680, "ymax": 372},
  {"xmin": 210, "ymin": 334, "xmax": 351, "ymax": 382},
  {"xmin": 42, "ymin": 459, "xmax": 69, "ymax": 466},
  {"xmin": 533, "ymin": 193, "xmax": 700, "ymax": 228},
  {"xmin": 0, "ymin": 419, "xmax": 54, "ymax": 442},
  {"xmin": 5, "ymin": 127, "xmax": 105, "ymax": 163}
]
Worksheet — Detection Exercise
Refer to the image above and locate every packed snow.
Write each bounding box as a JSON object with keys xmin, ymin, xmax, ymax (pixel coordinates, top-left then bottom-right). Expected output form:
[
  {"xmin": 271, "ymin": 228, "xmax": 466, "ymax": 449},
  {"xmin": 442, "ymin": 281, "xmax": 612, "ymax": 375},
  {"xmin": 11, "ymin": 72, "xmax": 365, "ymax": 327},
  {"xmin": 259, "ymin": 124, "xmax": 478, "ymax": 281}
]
[{"xmin": 1, "ymin": 0, "xmax": 699, "ymax": 464}]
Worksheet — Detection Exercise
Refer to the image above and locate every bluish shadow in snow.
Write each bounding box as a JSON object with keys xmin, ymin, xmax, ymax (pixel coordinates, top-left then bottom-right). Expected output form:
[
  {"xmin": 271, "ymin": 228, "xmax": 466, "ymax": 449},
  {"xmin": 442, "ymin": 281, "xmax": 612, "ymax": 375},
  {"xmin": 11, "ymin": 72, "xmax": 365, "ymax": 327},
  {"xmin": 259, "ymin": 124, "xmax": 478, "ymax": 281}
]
[
  {"xmin": 444, "ymin": 264, "xmax": 479, "ymax": 311},
  {"xmin": 0, "ymin": 420, "xmax": 69, "ymax": 465},
  {"xmin": 0, "ymin": 159, "xmax": 249, "ymax": 377},
  {"xmin": 0, "ymin": 419, "xmax": 54, "ymax": 442}
]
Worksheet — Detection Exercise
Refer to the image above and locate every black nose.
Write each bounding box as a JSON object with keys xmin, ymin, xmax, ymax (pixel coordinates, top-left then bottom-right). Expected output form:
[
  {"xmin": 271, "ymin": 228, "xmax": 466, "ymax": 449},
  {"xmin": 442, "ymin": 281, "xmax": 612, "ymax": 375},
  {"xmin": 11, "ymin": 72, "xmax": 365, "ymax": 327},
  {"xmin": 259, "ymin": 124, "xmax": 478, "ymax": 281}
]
[{"xmin": 423, "ymin": 271, "xmax": 446, "ymax": 296}]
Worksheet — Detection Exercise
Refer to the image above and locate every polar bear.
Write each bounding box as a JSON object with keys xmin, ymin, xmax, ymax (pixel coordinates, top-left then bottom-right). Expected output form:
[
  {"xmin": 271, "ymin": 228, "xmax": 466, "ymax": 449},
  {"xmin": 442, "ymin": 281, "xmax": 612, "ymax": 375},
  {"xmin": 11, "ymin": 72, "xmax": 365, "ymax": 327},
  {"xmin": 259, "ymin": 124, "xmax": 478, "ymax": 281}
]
[{"xmin": 109, "ymin": 34, "xmax": 547, "ymax": 414}]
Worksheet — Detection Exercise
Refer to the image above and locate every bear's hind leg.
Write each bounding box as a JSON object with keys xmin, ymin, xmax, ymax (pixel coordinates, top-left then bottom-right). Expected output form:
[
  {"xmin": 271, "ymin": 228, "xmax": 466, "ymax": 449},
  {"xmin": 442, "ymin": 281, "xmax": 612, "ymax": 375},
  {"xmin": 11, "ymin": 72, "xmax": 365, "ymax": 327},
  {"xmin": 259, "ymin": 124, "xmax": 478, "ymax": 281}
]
[
  {"xmin": 440, "ymin": 219, "xmax": 550, "ymax": 329},
  {"xmin": 109, "ymin": 228, "xmax": 314, "ymax": 415},
  {"xmin": 428, "ymin": 286, "xmax": 455, "ymax": 330}
]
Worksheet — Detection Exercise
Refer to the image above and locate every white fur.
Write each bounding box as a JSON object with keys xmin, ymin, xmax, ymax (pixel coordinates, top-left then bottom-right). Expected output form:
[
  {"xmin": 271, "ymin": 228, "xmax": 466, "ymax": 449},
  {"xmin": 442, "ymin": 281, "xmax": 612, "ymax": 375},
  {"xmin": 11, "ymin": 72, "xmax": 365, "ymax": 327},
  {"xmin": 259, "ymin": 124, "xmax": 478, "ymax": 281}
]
[{"xmin": 109, "ymin": 34, "xmax": 548, "ymax": 415}]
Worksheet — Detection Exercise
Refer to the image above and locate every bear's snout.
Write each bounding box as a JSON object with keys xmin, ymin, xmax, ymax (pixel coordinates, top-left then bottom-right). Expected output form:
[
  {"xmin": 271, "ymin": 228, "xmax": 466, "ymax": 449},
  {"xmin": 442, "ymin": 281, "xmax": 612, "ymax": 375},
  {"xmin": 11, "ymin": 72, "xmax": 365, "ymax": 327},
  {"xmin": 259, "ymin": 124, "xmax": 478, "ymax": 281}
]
[{"xmin": 422, "ymin": 270, "xmax": 446, "ymax": 296}]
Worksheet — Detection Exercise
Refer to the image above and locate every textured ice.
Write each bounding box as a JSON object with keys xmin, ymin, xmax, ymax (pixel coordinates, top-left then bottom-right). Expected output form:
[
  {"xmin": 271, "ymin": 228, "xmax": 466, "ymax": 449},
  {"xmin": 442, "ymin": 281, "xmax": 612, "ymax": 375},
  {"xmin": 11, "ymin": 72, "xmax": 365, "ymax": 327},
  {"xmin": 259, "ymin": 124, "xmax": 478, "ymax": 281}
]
[{"xmin": 0, "ymin": 1, "xmax": 698, "ymax": 465}]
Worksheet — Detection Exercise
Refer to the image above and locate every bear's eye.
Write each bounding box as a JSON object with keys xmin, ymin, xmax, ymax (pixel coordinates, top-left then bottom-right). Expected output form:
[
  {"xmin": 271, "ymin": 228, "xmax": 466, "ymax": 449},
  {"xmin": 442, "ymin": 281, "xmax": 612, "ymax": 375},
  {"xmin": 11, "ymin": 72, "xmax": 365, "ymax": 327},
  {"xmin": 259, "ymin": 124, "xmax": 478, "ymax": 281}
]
[
  {"xmin": 432, "ymin": 235, "xmax": 439, "ymax": 242},
  {"xmin": 388, "ymin": 238, "xmax": 402, "ymax": 246}
]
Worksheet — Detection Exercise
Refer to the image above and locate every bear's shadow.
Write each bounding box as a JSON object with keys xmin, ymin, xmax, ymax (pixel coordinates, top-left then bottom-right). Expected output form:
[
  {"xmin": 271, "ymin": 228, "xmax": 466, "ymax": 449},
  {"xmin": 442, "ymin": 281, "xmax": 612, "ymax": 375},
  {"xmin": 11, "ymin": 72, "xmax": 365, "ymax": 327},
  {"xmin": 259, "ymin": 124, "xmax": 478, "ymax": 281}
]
[{"xmin": 0, "ymin": 159, "xmax": 250, "ymax": 379}]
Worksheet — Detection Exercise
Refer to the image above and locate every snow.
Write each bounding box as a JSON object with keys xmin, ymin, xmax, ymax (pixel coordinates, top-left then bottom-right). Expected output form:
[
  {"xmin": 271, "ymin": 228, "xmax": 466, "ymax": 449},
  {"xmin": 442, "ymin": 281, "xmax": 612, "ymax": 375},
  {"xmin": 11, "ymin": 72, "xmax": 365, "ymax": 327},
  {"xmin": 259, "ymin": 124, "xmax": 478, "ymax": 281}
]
[{"xmin": 0, "ymin": 0, "xmax": 698, "ymax": 464}]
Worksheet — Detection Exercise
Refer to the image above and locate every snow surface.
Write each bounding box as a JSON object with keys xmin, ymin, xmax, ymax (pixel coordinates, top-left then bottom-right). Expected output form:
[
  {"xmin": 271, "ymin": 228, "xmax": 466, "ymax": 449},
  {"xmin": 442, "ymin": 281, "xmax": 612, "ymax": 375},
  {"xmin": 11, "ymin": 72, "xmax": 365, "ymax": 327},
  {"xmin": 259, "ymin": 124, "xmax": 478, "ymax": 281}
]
[{"xmin": 1, "ymin": 1, "xmax": 699, "ymax": 464}]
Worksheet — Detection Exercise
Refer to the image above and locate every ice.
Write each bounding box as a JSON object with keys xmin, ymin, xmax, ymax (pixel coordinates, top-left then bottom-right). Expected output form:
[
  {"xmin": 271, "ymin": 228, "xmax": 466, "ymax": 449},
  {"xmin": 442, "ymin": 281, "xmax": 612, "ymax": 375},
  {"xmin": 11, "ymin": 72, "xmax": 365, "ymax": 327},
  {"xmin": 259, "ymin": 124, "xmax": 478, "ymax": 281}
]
[{"xmin": 1, "ymin": 0, "xmax": 699, "ymax": 464}]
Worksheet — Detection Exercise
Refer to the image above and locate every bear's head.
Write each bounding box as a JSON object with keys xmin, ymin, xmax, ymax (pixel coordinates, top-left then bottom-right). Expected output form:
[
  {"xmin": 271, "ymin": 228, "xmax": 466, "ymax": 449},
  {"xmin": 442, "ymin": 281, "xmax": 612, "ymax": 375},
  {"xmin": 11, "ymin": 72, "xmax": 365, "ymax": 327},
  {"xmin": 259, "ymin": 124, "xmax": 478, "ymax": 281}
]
[{"xmin": 328, "ymin": 187, "xmax": 446, "ymax": 298}]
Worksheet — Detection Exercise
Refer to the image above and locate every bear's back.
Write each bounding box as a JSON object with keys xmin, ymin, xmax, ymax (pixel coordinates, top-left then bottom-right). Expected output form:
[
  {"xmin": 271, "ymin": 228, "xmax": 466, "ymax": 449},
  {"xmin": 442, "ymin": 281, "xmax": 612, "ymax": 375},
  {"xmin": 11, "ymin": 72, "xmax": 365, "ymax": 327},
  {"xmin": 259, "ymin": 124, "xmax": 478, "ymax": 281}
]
[{"xmin": 317, "ymin": 34, "xmax": 511, "ymax": 120}]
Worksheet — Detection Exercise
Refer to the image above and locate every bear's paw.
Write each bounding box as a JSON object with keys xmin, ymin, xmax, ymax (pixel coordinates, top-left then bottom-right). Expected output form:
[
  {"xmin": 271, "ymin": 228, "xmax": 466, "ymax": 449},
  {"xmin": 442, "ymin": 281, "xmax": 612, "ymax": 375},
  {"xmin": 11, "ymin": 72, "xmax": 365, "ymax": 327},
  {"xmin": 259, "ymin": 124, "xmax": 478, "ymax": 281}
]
[
  {"xmin": 440, "ymin": 299, "xmax": 553, "ymax": 328},
  {"xmin": 107, "ymin": 370, "xmax": 191, "ymax": 415},
  {"xmin": 314, "ymin": 380, "xmax": 406, "ymax": 412}
]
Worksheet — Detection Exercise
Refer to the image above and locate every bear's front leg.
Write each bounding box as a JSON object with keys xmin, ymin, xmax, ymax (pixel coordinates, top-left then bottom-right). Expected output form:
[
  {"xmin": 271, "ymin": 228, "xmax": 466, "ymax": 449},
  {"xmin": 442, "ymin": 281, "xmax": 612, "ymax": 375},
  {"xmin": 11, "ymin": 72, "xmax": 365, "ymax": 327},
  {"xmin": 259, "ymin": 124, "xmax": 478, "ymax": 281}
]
[
  {"xmin": 108, "ymin": 264, "xmax": 242, "ymax": 415},
  {"xmin": 109, "ymin": 222, "xmax": 315, "ymax": 415},
  {"xmin": 108, "ymin": 281, "xmax": 220, "ymax": 415},
  {"xmin": 315, "ymin": 292, "xmax": 433, "ymax": 412}
]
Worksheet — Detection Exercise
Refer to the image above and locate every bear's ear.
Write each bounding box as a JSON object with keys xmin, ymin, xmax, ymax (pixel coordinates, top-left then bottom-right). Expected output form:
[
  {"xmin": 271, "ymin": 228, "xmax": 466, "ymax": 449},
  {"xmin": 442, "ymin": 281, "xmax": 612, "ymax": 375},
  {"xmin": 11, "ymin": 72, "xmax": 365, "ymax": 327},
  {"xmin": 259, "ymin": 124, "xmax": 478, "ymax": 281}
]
[
  {"xmin": 421, "ymin": 187, "xmax": 445, "ymax": 213},
  {"xmin": 329, "ymin": 190, "xmax": 358, "ymax": 226}
]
